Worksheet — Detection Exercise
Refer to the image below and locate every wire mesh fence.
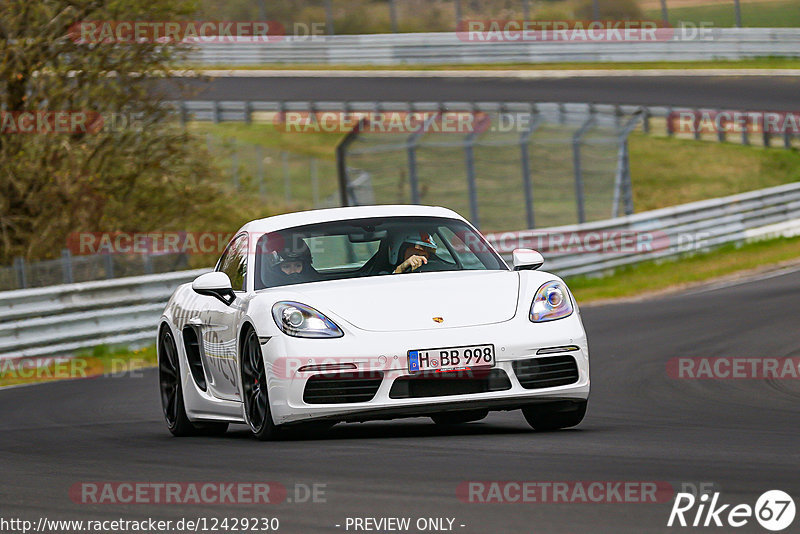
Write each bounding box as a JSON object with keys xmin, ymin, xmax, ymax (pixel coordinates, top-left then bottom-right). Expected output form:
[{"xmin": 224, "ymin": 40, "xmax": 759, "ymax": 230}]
[
  {"xmin": 0, "ymin": 252, "xmax": 190, "ymax": 292},
  {"xmin": 204, "ymin": 135, "xmax": 340, "ymax": 208},
  {"xmin": 342, "ymin": 103, "xmax": 638, "ymax": 233}
]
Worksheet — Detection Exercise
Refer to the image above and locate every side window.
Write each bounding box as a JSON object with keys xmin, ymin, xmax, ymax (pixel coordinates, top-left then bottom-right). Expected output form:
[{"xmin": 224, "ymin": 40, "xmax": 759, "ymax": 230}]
[{"xmin": 216, "ymin": 234, "xmax": 248, "ymax": 291}]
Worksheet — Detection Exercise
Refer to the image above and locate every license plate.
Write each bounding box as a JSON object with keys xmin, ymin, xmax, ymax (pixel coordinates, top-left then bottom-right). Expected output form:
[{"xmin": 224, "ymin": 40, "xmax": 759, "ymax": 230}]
[{"xmin": 408, "ymin": 344, "xmax": 495, "ymax": 372}]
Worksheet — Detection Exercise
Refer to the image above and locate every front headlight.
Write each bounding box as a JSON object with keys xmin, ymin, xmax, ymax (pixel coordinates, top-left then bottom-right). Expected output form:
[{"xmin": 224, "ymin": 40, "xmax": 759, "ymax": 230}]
[
  {"xmin": 271, "ymin": 301, "xmax": 344, "ymax": 338},
  {"xmin": 530, "ymin": 281, "xmax": 574, "ymax": 323}
]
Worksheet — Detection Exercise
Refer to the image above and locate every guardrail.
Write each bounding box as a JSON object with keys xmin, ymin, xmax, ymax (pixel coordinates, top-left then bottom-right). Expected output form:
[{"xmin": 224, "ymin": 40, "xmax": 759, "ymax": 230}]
[
  {"xmin": 1, "ymin": 182, "xmax": 798, "ymax": 362},
  {"xmin": 186, "ymin": 28, "xmax": 800, "ymax": 65},
  {"xmin": 486, "ymin": 182, "xmax": 800, "ymax": 276},
  {"xmin": 0, "ymin": 269, "xmax": 208, "ymax": 361}
]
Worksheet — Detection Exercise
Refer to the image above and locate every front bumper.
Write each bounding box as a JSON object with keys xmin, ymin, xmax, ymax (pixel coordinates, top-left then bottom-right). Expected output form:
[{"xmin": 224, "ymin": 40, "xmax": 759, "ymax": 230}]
[{"xmin": 262, "ymin": 312, "xmax": 590, "ymax": 425}]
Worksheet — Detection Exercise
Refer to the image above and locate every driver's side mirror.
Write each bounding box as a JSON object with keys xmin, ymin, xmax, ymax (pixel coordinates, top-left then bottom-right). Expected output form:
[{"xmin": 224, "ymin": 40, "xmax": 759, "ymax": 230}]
[
  {"xmin": 512, "ymin": 249, "xmax": 544, "ymax": 271},
  {"xmin": 192, "ymin": 272, "xmax": 236, "ymax": 305}
]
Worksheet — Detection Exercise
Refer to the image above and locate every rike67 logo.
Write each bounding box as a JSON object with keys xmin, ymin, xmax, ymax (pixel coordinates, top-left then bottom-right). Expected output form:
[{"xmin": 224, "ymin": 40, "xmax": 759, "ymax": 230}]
[{"xmin": 668, "ymin": 490, "xmax": 796, "ymax": 531}]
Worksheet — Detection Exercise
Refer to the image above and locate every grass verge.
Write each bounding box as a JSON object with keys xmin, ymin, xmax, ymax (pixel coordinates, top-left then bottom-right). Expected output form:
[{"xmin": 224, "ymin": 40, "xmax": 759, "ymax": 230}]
[
  {"xmin": 0, "ymin": 345, "xmax": 156, "ymax": 388},
  {"xmin": 645, "ymin": 0, "xmax": 800, "ymax": 28},
  {"xmin": 569, "ymin": 234, "xmax": 800, "ymax": 303}
]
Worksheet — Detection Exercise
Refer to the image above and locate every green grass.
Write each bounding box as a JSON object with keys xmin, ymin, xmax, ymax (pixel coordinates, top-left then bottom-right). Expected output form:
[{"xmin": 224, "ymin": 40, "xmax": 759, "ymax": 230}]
[
  {"xmin": 645, "ymin": 0, "xmax": 800, "ymax": 28},
  {"xmin": 569, "ymin": 234, "xmax": 800, "ymax": 303},
  {"xmin": 187, "ymin": 57, "xmax": 800, "ymax": 71},
  {"xmin": 629, "ymin": 133, "xmax": 800, "ymax": 212},
  {"xmin": 0, "ymin": 345, "xmax": 156, "ymax": 388}
]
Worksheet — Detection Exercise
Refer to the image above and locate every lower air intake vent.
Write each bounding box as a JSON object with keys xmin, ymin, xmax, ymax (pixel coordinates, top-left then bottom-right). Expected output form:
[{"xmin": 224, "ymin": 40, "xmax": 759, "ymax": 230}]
[
  {"xmin": 389, "ymin": 368, "xmax": 511, "ymax": 399},
  {"xmin": 512, "ymin": 355, "xmax": 579, "ymax": 389},
  {"xmin": 303, "ymin": 372, "xmax": 383, "ymax": 404}
]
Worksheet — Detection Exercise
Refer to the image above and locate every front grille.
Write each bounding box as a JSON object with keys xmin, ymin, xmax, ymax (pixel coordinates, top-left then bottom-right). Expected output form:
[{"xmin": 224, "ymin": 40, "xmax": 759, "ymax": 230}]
[
  {"xmin": 512, "ymin": 355, "xmax": 579, "ymax": 389},
  {"xmin": 389, "ymin": 368, "xmax": 511, "ymax": 399},
  {"xmin": 303, "ymin": 371, "xmax": 383, "ymax": 404}
]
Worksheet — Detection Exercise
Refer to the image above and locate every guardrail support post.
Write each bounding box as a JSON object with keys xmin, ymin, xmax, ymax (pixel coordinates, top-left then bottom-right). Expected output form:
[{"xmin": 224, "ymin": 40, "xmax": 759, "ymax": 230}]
[
  {"xmin": 311, "ymin": 158, "xmax": 320, "ymax": 206},
  {"xmin": 61, "ymin": 249, "xmax": 74, "ymax": 284},
  {"xmin": 742, "ymin": 116, "xmax": 750, "ymax": 145},
  {"xmin": 13, "ymin": 257, "xmax": 27, "ymax": 289}
]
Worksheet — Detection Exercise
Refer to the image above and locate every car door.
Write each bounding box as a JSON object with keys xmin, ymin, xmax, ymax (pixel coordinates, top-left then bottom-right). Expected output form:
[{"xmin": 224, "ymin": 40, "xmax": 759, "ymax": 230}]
[{"xmin": 194, "ymin": 233, "xmax": 249, "ymax": 401}]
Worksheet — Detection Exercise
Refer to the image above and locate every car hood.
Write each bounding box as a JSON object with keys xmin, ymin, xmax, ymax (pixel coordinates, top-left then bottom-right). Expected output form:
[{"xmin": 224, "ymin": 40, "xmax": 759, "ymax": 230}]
[{"xmin": 289, "ymin": 270, "xmax": 520, "ymax": 331}]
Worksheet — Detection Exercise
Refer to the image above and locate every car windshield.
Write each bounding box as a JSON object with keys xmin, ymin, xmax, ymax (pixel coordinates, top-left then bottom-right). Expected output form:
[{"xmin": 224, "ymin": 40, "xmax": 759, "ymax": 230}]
[{"xmin": 253, "ymin": 216, "xmax": 507, "ymax": 289}]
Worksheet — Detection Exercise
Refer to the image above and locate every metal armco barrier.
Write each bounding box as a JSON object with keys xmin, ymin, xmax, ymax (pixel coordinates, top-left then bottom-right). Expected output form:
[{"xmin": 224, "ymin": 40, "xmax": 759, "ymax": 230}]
[
  {"xmin": 0, "ymin": 269, "xmax": 208, "ymax": 361},
  {"xmin": 1, "ymin": 183, "xmax": 799, "ymax": 361},
  {"xmin": 185, "ymin": 28, "xmax": 800, "ymax": 65},
  {"xmin": 485, "ymin": 182, "xmax": 800, "ymax": 276}
]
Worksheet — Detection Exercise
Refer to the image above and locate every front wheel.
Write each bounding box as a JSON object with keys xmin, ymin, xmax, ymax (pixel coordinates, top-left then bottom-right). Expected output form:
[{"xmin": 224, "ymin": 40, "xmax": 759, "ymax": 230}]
[
  {"xmin": 522, "ymin": 400, "xmax": 587, "ymax": 431},
  {"xmin": 241, "ymin": 328, "xmax": 281, "ymax": 440}
]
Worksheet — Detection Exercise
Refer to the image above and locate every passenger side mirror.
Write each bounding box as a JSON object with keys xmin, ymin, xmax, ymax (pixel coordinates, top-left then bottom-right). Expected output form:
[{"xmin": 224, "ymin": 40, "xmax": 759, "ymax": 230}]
[
  {"xmin": 512, "ymin": 249, "xmax": 544, "ymax": 271},
  {"xmin": 192, "ymin": 272, "xmax": 236, "ymax": 305}
]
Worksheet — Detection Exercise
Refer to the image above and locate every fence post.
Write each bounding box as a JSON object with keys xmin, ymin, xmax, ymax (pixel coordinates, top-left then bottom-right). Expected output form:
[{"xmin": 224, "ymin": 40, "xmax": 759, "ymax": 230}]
[
  {"xmin": 180, "ymin": 101, "xmax": 188, "ymax": 125},
  {"xmin": 519, "ymin": 108, "xmax": 542, "ymax": 229},
  {"xmin": 282, "ymin": 151, "xmax": 292, "ymax": 202},
  {"xmin": 734, "ymin": 0, "xmax": 742, "ymax": 28},
  {"xmin": 311, "ymin": 158, "xmax": 320, "ymax": 206},
  {"xmin": 231, "ymin": 142, "xmax": 239, "ymax": 190},
  {"xmin": 666, "ymin": 106, "xmax": 674, "ymax": 137},
  {"xmin": 257, "ymin": 145, "xmax": 265, "ymax": 196},
  {"xmin": 454, "ymin": 0, "xmax": 463, "ymax": 30},
  {"xmin": 522, "ymin": 0, "xmax": 530, "ymax": 20},
  {"xmin": 61, "ymin": 249, "xmax": 74, "ymax": 284},
  {"xmin": 464, "ymin": 129, "xmax": 481, "ymax": 229},
  {"xmin": 389, "ymin": 0, "xmax": 398, "ymax": 33},
  {"xmin": 13, "ymin": 257, "xmax": 27, "ymax": 289},
  {"xmin": 741, "ymin": 113, "xmax": 750, "ymax": 145},
  {"xmin": 660, "ymin": 0, "xmax": 669, "ymax": 25},
  {"xmin": 244, "ymin": 101, "xmax": 252, "ymax": 124},
  {"xmin": 613, "ymin": 110, "xmax": 644, "ymax": 218},
  {"xmin": 143, "ymin": 254, "xmax": 153, "ymax": 275},
  {"xmin": 336, "ymin": 118, "xmax": 367, "ymax": 207},
  {"xmin": 213, "ymin": 100, "xmax": 221, "ymax": 124},
  {"xmin": 783, "ymin": 122, "xmax": 792, "ymax": 149},
  {"xmin": 104, "ymin": 252, "xmax": 115, "ymax": 279},
  {"xmin": 325, "ymin": 0, "xmax": 334, "ymax": 35},
  {"xmin": 763, "ymin": 128, "xmax": 771, "ymax": 148},
  {"xmin": 405, "ymin": 109, "xmax": 433, "ymax": 204},
  {"xmin": 572, "ymin": 110, "xmax": 596, "ymax": 224},
  {"xmin": 642, "ymin": 107, "xmax": 650, "ymax": 134}
]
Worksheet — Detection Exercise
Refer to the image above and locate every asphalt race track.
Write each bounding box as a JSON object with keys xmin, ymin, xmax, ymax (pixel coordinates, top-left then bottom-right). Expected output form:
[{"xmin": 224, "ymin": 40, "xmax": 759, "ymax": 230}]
[
  {"xmin": 166, "ymin": 74, "xmax": 800, "ymax": 110},
  {"xmin": 2, "ymin": 268, "xmax": 798, "ymax": 533}
]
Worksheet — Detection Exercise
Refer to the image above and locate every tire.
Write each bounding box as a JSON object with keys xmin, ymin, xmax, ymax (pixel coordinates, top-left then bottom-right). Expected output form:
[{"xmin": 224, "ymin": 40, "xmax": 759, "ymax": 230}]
[
  {"xmin": 522, "ymin": 400, "xmax": 587, "ymax": 431},
  {"xmin": 431, "ymin": 409, "xmax": 489, "ymax": 426},
  {"xmin": 159, "ymin": 329, "xmax": 229, "ymax": 437},
  {"xmin": 241, "ymin": 327, "xmax": 281, "ymax": 441}
]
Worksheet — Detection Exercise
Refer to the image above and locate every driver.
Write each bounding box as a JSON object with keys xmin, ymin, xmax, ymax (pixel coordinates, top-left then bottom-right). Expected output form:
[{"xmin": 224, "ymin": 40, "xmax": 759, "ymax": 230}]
[
  {"xmin": 389, "ymin": 232, "xmax": 438, "ymax": 274},
  {"xmin": 265, "ymin": 237, "xmax": 319, "ymax": 285}
]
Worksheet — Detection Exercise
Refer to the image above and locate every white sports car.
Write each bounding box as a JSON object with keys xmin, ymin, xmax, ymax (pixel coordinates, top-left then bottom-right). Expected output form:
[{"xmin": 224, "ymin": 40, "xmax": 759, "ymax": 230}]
[{"xmin": 157, "ymin": 205, "xmax": 589, "ymax": 439}]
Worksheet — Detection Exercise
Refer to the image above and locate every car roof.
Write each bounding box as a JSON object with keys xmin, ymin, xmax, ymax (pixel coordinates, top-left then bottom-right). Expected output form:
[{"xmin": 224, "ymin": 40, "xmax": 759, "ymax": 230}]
[{"xmin": 239, "ymin": 205, "xmax": 467, "ymax": 234}]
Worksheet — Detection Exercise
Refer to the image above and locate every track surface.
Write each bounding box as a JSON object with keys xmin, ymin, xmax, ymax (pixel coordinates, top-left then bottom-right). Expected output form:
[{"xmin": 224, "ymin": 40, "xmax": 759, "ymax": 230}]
[
  {"xmin": 2, "ymin": 269, "xmax": 799, "ymax": 533},
  {"xmin": 167, "ymin": 75, "xmax": 800, "ymax": 110}
]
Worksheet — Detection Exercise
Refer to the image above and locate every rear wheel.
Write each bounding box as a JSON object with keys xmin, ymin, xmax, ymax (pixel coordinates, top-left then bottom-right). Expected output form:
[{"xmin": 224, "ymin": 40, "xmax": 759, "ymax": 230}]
[
  {"xmin": 241, "ymin": 328, "xmax": 281, "ymax": 440},
  {"xmin": 522, "ymin": 400, "xmax": 587, "ymax": 431},
  {"xmin": 431, "ymin": 409, "xmax": 488, "ymax": 425},
  {"xmin": 159, "ymin": 329, "xmax": 228, "ymax": 437}
]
